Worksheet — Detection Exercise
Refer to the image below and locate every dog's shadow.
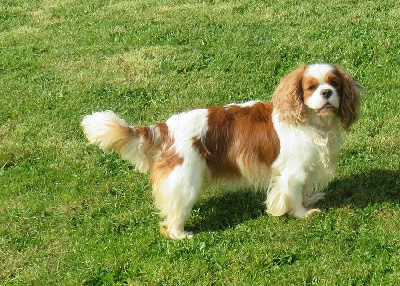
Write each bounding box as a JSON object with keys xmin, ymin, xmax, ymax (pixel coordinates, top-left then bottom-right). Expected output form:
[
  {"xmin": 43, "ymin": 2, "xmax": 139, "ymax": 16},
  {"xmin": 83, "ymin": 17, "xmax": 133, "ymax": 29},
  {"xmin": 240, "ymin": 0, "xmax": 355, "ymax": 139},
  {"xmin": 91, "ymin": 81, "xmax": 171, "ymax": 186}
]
[
  {"xmin": 322, "ymin": 169, "xmax": 400, "ymax": 209},
  {"xmin": 188, "ymin": 190, "xmax": 267, "ymax": 233},
  {"xmin": 189, "ymin": 169, "xmax": 400, "ymax": 233}
]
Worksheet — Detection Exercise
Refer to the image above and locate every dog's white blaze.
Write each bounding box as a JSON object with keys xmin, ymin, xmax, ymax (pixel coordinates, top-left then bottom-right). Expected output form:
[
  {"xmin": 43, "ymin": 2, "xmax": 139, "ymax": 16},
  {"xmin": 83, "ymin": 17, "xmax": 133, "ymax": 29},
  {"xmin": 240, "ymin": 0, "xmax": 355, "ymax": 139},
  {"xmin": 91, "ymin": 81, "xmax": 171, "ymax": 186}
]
[{"xmin": 305, "ymin": 63, "xmax": 334, "ymax": 81}]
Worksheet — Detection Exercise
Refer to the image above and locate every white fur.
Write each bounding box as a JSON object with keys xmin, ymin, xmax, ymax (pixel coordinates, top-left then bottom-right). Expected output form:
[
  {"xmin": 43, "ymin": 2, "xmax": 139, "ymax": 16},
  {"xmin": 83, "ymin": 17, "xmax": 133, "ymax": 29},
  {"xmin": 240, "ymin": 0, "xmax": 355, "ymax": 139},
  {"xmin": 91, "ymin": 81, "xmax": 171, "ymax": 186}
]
[
  {"xmin": 166, "ymin": 109, "xmax": 209, "ymax": 156},
  {"xmin": 266, "ymin": 111, "xmax": 342, "ymax": 218},
  {"xmin": 81, "ymin": 111, "xmax": 128, "ymax": 149},
  {"xmin": 305, "ymin": 63, "xmax": 334, "ymax": 80},
  {"xmin": 305, "ymin": 84, "xmax": 340, "ymax": 110},
  {"xmin": 156, "ymin": 109, "xmax": 209, "ymax": 239}
]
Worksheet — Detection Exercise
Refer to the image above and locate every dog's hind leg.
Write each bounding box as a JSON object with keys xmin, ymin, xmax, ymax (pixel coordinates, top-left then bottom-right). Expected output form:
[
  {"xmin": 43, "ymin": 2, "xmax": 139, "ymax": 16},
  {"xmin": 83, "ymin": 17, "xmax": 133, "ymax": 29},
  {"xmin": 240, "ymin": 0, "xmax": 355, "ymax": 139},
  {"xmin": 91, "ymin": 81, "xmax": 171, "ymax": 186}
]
[{"xmin": 151, "ymin": 157, "xmax": 206, "ymax": 240}]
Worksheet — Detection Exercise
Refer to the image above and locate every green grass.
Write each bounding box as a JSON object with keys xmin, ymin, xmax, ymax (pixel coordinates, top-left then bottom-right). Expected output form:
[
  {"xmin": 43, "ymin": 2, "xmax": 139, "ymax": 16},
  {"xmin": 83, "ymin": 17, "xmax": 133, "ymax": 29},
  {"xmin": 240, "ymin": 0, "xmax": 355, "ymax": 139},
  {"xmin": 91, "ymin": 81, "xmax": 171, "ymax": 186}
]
[{"xmin": 1, "ymin": 0, "xmax": 400, "ymax": 285}]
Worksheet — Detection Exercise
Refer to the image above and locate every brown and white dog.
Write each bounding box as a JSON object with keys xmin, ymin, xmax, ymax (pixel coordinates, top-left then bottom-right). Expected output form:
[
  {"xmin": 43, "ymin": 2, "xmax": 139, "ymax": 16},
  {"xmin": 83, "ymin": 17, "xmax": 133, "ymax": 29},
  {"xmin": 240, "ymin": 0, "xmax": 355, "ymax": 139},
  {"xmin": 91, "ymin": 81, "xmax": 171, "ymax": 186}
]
[{"xmin": 81, "ymin": 63, "xmax": 362, "ymax": 239}]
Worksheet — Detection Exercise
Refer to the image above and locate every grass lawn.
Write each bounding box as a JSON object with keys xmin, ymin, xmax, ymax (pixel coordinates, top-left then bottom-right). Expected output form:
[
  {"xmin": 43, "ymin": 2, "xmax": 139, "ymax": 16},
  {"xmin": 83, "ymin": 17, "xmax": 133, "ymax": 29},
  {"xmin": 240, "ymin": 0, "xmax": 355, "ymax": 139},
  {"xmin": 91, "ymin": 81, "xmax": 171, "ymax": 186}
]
[{"xmin": 1, "ymin": 0, "xmax": 400, "ymax": 285}]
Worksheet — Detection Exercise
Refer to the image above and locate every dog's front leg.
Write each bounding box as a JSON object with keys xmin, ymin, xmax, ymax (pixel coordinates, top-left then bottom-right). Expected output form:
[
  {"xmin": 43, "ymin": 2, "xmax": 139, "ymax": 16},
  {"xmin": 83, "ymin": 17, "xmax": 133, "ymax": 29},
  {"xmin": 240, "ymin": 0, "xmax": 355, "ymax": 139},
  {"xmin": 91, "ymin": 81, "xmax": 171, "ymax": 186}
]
[{"xmin": 266, "ymin": 170, "xmax": 320, "ymax": 219}]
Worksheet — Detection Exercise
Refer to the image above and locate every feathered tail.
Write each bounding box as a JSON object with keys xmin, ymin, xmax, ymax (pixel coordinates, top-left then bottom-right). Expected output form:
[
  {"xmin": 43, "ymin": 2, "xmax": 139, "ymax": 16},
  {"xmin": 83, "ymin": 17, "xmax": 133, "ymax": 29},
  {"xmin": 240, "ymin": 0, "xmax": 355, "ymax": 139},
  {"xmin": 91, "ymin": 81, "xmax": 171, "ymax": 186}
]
[{"xmin": 81, "ymin": 111, "xmax": 166, "ymax": 173}]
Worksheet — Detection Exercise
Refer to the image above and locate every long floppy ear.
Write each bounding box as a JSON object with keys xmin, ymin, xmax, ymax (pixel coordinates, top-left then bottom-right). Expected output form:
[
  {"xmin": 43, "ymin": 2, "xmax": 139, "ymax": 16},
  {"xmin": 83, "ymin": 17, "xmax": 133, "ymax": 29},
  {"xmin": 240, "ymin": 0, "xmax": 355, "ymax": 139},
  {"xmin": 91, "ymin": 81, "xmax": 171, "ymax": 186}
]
[
  {"xmin": 335, "ymin": 65, "xmax": 363, "ymax": 130},
  {"xmin": 272, "ymin": 65, "xmax": 307, "ymax": 125}
]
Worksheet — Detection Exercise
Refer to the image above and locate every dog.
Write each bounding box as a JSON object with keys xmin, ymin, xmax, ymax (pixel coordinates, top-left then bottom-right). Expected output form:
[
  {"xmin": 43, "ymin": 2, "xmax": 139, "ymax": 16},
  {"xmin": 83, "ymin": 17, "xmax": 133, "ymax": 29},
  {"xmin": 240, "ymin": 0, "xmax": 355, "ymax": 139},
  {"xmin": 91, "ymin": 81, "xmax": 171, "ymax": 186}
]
[{"xmin": 81, "ymin": 63, "xmax": 362, "ymax": 239}]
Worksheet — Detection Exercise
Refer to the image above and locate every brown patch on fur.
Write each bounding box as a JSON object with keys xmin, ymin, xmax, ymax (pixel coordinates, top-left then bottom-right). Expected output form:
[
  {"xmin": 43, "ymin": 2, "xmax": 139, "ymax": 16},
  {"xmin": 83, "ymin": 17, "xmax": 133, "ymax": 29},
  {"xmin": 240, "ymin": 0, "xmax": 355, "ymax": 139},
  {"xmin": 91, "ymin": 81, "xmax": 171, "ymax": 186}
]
[
  {"xmin": 102, "ymin": 124, "xmax": 134, "ymax": 153},
  {"xmin": 154, "ymin": 123, "xmax": 169, "ymax": 142},
  {"xmin": 302, "ymin": 77, "xmax": 319, "ymax": 101},
  {"xmin": 324, "ymin": 72, "xmax": 341, "ymax": 88},
  {"xmin": 111, "ymin": 124, "xmax": 159, "ymax": 159},
  {"xmin": 144, "ymin": 123, "xmax": 169, "ymax": 159},
  {"xmin": 106, "ymin": 121, "xmax": 182, "ymax": 179},
  {"xmin": 133, "ymin": 123, "xmax": 171, "ymax": 155},
  {"xmin": 193, "ymin": 102, "xmax": 280, "ymax": 179},
  {"xmin": 150, "ymin": 123, "xmax": 184, "ymax": 186},
  {"xmin": 273, "ymin": 65, "xmax": 307, "ymax": 125}
]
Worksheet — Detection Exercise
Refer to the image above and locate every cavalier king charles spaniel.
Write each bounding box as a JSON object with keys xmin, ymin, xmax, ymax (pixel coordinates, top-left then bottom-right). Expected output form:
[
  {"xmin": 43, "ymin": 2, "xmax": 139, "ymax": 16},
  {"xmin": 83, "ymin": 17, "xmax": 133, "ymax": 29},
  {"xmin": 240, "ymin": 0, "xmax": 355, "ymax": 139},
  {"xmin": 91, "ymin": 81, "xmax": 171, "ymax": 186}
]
[{"xmin": 81, "ymin": 63, "xmax": 362, "ymax": 239}]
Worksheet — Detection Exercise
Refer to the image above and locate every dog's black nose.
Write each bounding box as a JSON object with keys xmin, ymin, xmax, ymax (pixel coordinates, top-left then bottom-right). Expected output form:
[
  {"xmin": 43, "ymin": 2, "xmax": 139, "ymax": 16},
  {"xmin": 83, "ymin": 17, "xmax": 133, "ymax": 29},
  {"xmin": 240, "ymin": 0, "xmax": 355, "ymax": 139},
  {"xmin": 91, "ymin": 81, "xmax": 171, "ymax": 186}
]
[{"xmin": 321, "ymin": 89, "xmax": 333, "ymax": 99}]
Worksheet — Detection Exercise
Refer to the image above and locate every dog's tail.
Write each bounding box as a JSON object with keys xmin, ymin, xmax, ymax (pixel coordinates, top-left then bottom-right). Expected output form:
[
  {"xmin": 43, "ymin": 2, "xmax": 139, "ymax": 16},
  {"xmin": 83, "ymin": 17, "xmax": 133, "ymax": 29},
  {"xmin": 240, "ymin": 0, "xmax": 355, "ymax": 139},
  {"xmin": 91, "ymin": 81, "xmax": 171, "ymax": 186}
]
[{"xmin": 81, "ymin": 111, "xmax": 167, "ymax": 173}]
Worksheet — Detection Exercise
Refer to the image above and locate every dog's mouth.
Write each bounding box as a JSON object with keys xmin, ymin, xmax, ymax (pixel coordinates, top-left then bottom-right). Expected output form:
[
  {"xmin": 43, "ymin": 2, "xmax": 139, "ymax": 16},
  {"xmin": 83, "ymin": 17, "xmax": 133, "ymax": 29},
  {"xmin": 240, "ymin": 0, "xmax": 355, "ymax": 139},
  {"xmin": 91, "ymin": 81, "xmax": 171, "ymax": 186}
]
[{"xmin": 315, "ymin": 103, "xmax": 336, "ymax": 115}]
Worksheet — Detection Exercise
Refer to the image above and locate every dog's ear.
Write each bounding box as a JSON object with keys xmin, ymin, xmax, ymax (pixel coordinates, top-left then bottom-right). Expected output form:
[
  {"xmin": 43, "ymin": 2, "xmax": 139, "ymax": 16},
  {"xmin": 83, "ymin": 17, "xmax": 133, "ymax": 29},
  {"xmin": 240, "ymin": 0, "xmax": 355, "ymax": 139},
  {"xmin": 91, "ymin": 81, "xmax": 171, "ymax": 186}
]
[
  {"xmin": 272, "ymin": 65, "xmax": 307, "ymax": 125},
  {"xmin": 335, "ymin": 65, "xmax": 363, "ymax": 130}
]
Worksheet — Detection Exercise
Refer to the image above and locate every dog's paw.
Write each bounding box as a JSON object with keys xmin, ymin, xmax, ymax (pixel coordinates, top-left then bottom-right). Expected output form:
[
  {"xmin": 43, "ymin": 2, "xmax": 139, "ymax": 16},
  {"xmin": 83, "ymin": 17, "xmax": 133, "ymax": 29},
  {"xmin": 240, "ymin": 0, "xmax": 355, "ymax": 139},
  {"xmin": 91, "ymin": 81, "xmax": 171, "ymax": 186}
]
[
  {"xmin": 160, "ymin": 226, "xmax": 194, "ymax": 240},
  {"xmin": 290, "ymin": 207, "xmax": 321, "ymax": 219},
  {"xmin": 305, "ymin": 208, "xmax": 321, "ymax": 218}
]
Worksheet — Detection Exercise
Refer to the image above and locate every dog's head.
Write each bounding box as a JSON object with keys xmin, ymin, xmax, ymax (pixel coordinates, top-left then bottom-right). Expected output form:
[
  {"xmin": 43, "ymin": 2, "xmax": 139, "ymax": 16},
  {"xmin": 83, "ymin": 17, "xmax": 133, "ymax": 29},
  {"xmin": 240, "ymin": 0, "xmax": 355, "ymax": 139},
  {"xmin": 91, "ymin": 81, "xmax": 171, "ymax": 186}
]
[{"xmin": 273, "ymin": 63, "xmax": 363, "ymax": 130}]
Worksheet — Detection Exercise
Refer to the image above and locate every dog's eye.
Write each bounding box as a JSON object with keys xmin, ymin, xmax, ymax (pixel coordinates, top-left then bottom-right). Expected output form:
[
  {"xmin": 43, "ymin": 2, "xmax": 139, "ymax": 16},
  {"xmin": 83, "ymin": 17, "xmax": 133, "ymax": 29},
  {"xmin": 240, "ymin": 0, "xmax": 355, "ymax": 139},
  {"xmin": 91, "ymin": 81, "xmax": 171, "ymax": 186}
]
[
  {"xmin": 330, "ymin": 80, "xmax": 339, "ymax": 88},
  {"xmin": 307, "ymin": 85, "xmax": 317, "ymax": 91}
]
